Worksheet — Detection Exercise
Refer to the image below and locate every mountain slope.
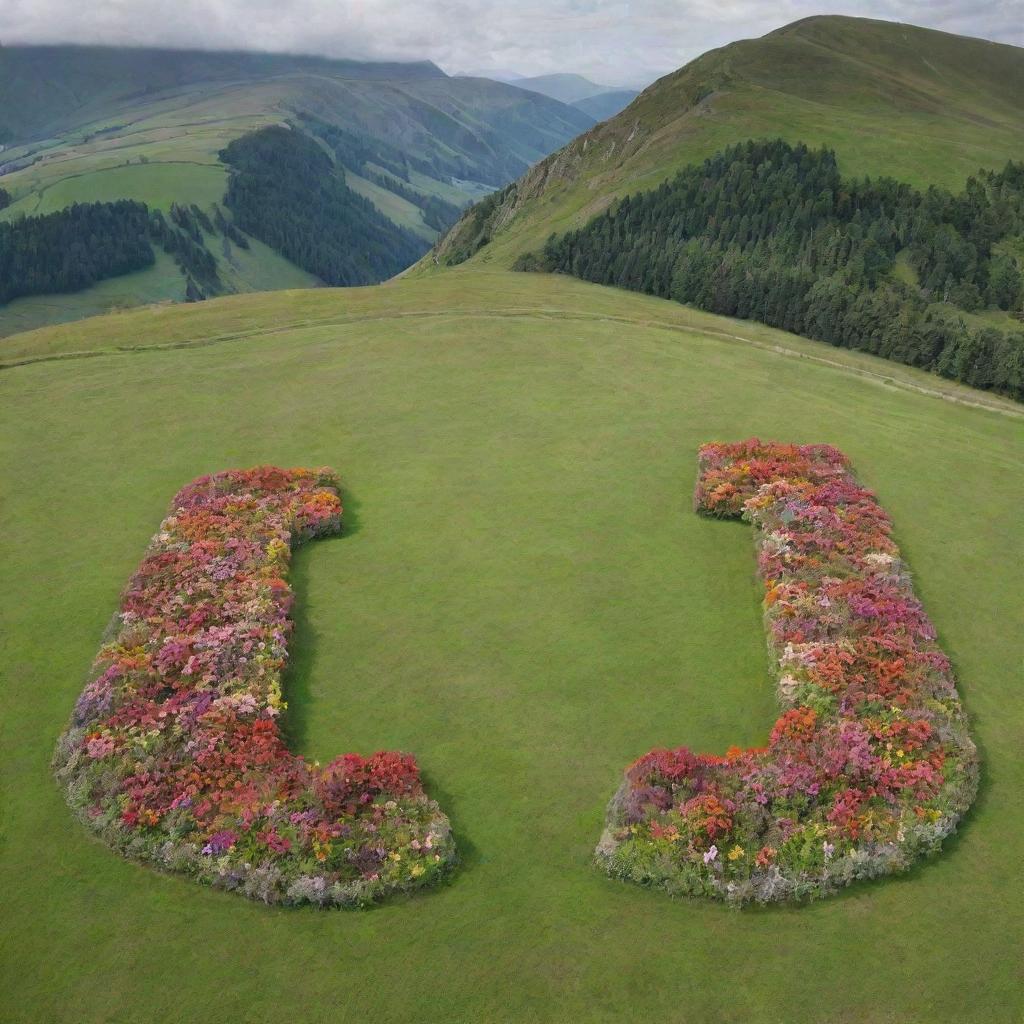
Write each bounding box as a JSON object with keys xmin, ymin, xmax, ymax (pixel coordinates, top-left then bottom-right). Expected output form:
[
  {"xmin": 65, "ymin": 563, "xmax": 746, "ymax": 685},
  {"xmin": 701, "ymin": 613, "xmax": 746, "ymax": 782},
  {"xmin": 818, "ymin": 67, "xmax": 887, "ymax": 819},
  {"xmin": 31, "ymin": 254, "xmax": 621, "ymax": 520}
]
[
  {"xmin": 514, "ymin": 73, "xmax": 622, "ymax": 105},
  {"xmin": 572, "ymin": 90, "xmax": 640, "ymax": 122},
  {"xmin": 0, "ymin": 46, "xmax": 445, "ymax": 144},
  {"xmin": 432, "ymin": 16, "xmax": 1024, "ymax": 270},
  {"xmin": 0, "ymin": 45, "xmax": 594, "ymax": 336},
  {"xmin": 0, "ymin": 46, "xmax": 593, "ymax": 212}
]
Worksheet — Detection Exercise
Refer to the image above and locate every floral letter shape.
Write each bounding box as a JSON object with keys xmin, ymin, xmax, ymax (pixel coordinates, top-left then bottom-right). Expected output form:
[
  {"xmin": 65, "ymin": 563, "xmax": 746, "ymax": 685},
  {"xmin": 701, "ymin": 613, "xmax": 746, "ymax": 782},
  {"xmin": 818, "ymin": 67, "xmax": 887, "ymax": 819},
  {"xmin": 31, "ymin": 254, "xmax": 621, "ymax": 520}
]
[
  {"xmin": 54, "ymin": 467, "xmax": 455, "ymax": 906},
  {"xmin": 596, "ymin": 441, "xmax": 978, "ymax": 904}
]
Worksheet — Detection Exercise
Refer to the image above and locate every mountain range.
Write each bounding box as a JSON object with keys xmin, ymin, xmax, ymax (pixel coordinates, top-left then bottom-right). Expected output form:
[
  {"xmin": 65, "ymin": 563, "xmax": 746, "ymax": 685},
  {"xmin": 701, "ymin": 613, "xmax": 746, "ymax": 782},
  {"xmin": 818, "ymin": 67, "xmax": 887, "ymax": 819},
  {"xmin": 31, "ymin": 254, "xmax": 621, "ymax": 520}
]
[
  {"xmin": 2, "ymin": 14, "xmax": 1023, "ymax": 374},
  {"xmin": 458, "ymin": 71, "xmax": 641, "ymax": 121}
]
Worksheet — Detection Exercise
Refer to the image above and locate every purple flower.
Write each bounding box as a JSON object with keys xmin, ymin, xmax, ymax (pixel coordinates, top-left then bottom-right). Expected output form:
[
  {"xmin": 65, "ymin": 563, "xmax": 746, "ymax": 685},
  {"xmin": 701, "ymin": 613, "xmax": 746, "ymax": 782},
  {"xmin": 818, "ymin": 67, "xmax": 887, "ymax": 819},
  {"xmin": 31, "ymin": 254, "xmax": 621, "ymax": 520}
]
[
  {"xmin": 703, "ymin": 845, "xmax": 718, "ymax": 864},
  {"xmin": 201, "ymin": 829, "xmax": 238, "ymax": 855}
]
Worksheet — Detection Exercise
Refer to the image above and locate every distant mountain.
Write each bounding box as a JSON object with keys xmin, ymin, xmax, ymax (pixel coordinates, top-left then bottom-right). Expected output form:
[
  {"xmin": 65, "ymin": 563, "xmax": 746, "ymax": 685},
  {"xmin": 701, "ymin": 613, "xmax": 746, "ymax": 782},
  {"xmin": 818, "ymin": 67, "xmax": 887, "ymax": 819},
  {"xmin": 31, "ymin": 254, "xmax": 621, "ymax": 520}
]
[
  {"xmin": 571, "ymin": 89, "xmax": 639, "ymax": 121},
  {"xmin": 0, "ymin": 46, "xmax": 445, "ymax": 144},
  {"xmin": 454, "ymin": 68, "xmax": 525, "ymax": 81},
  {"xmin": 0, "ymin": 45, "xmax": 595, "ymax": 336},
  {"xmin": 514, "ymin": 73, "xmax": 625, "ymax": 105}
]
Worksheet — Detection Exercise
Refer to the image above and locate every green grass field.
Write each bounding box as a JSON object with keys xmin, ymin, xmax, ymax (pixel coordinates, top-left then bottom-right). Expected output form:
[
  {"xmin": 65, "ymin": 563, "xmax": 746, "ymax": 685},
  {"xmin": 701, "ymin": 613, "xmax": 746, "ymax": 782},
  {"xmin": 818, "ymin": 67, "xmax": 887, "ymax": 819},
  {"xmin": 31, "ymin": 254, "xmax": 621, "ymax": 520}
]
[
  {"xmin": 1, "ymin": 270, "xmax": 1021, "ymax": 1023},
  {"xmin": 7, "ymin": 160, "xmax": 229, "ymax": 217}
]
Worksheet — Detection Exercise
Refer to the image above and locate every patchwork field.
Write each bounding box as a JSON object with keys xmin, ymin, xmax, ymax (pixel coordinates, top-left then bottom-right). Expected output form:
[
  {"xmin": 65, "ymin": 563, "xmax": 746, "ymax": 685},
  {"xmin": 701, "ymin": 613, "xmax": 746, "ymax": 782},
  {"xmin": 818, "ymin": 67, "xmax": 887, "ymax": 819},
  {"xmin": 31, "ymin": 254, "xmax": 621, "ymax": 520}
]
[{"xmin": 1, "ymin": 271, "xmax": 1021, "ymax": 1023}]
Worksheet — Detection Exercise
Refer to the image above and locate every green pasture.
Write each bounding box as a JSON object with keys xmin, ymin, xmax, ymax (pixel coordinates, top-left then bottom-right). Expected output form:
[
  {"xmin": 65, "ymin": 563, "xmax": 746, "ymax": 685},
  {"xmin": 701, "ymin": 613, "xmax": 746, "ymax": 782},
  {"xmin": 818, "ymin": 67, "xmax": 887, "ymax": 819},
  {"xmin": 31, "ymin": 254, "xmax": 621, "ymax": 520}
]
[
  {"xmin": 346, "ymin": 170, "xmax": 436, "ymax": 241},
  {"xmin": 0, "ymin": 82, "xmax": 269, "ymax": 220},
  {"xmin": 0, "ymin": 160, "xmax": 227, "ymax": 220},
  {"xmin": 1, "ymin": 271, "xmax": 1021, "ymax": 1023}
]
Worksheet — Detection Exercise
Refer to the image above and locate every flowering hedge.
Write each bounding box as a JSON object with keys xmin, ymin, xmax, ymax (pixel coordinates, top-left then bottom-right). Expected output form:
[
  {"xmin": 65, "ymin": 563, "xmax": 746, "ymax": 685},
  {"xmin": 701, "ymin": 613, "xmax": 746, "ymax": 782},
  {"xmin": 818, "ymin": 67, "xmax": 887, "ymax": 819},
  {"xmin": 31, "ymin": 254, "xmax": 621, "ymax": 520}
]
[
  {"xmin": 54, "ymin": 467, "xmax": 455, "ymax": 906},
  {"xmin": 596, "ymin": 440, "xmax": 978, "ymax": 905}
]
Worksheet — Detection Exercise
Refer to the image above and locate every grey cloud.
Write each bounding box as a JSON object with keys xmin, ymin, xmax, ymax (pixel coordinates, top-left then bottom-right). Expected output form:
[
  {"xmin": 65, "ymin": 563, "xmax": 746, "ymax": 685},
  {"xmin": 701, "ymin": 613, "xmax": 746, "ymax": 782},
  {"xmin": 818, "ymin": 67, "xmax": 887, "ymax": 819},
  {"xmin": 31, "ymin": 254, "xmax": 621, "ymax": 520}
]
[{"xmin": 0, "ymin": 0, "xmax": 1020, "ymax": 87}]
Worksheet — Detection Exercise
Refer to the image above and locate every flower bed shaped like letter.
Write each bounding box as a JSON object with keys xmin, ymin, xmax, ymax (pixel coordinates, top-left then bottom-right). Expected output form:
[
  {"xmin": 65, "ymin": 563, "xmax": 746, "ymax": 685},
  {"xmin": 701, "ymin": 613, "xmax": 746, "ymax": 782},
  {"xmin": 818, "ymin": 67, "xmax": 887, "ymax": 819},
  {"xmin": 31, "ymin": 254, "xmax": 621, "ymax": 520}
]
[
  {"xmin": 596, "ymin": 441, "xmax": 978, "ymax": 905},
  {"xmin": 54, "ymin": 467, "xmax": 455, "ymax": 906}
]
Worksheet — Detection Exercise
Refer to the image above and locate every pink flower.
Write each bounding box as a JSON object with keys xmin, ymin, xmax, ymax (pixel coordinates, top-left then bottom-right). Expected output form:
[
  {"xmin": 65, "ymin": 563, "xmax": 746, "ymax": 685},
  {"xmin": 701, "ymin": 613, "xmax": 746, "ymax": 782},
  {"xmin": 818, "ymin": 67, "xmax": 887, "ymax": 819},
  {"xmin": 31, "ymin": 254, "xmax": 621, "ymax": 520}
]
[{"xmin": 86, "ymin": 736, "xmax": 115, "ymax": 759}]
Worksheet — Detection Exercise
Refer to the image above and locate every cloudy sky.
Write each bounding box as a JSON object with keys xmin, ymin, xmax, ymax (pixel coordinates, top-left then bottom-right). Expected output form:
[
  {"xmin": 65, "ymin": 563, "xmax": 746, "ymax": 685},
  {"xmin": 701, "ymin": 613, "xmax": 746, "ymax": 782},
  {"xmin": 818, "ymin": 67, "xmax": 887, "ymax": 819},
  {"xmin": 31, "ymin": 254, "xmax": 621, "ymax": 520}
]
[{"xmin": 0, "ymin": 0, "xmax": 1020, "ymax": 88}]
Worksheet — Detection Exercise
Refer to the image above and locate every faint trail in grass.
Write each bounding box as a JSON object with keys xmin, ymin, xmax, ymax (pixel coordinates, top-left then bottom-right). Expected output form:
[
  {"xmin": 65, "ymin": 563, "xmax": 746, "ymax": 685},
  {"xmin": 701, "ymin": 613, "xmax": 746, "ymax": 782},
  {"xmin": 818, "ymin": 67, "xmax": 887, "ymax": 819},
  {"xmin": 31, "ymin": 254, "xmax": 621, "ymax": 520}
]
[{"xmin": 4, "ymin": 305, "xmax": 1020, "ymax": 420}]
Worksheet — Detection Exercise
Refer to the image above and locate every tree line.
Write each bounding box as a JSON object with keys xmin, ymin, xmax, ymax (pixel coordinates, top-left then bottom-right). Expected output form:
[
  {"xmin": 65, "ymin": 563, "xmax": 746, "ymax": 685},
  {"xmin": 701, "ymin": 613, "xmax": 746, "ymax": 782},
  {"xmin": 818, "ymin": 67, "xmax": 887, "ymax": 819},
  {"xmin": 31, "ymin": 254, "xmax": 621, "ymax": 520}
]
[
  {"xmin": 220, "ymin": 125, "xmax": 428, "ymax": 286},
  {"xmin": 0, "ymin": 124, "xmax": 435, "ymax": 308},
  {"xmin": 363, "ymin": 170, "xmax": 462, "ymax": 233},
  {"xmin": 0, "ymin": 194, "xmax": 261, "ymax": 305},
  {"xmin": 0, "ymin": 200, "xmax": 155, "ymax": 304},
  {"xmin": 528, "ymin": 140, "xmax": 1024, "ymax": 399}
]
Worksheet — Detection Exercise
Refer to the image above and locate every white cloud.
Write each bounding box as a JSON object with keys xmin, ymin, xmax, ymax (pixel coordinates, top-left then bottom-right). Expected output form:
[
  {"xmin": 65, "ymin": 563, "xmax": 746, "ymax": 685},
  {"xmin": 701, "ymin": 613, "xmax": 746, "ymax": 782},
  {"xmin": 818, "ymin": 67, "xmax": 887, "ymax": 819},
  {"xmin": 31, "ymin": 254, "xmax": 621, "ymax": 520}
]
[{"xmin": 0, "ymin": 0, "xmax": 1020, "ymax": 88}]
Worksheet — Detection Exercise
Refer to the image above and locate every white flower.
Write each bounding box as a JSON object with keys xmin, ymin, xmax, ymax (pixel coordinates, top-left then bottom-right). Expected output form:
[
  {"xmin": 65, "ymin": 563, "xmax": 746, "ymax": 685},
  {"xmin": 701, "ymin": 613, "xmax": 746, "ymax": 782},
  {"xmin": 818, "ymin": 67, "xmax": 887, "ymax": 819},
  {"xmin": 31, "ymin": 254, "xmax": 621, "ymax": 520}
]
[{"xmin": 778, "ymin": 675, "xmax": 800, "ymax": 701}]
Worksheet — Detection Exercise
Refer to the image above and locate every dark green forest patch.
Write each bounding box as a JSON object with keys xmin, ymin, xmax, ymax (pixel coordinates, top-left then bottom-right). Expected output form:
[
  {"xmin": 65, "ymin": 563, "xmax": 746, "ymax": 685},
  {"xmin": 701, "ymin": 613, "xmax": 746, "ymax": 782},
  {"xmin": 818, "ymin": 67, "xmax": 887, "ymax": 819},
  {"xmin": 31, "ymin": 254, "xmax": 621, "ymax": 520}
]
[
  {"xmin": 220, "ymin": 126, "xmax": 428, "ymax": 286},
  {"xmin": 528, "ymin": 140, "xmax": 1024, "ymax": 399}
]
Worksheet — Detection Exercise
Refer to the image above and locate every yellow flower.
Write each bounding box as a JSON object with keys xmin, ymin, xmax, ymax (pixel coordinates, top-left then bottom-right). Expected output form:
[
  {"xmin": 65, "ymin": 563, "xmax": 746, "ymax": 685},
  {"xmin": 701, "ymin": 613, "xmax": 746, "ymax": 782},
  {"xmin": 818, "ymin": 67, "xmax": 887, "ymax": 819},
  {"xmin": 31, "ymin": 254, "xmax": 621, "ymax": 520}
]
[
  {"xmin": 389, "ymin": 851, "xmax": 401, "ymax": 862},
  {"xmin": 410, "ymin": 864, "xmax": 425, "ymax": 878},
  {"xmin": 266, "ymin": 538, "xmax": 289, "ymax": 562},
  {"xmin": 727, "ymin": 845, "xmax": 745, "ymax": 861}
]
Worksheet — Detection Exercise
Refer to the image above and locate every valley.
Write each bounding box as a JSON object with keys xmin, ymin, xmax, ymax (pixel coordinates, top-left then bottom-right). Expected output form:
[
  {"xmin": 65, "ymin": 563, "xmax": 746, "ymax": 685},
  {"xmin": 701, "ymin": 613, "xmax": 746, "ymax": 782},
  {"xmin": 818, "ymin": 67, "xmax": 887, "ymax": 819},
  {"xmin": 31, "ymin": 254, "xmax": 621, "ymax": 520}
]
[
  {"xmin": 2, "ymin": 12, "xmax": 1023, "ymax": 1024},
  {"xmin": 0, "ymin": 46, "xmax": 595, "ymax": 334}
]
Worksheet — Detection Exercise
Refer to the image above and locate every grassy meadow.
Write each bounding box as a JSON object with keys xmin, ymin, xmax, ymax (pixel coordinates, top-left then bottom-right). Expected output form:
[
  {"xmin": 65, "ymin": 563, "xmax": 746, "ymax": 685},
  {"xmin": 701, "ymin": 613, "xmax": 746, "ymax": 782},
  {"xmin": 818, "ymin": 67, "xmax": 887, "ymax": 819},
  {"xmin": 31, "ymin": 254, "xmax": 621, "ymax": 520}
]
[{"xmin": 1, "ymin": 270, "xmax": 1022, "ymax": 1023}]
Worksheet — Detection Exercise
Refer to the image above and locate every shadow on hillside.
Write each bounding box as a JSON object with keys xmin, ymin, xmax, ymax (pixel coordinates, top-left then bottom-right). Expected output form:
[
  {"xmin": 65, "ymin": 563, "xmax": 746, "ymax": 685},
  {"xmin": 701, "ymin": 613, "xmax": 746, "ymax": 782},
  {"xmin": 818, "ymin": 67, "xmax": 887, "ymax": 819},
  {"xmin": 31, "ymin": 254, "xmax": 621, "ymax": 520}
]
[
  {"xmin": 281, "ymin": 482, "xmax": 361, "ymax": 754},
  {"xmin": 280, "ymin": 480, "xmax": 480, "ymax": 896}
]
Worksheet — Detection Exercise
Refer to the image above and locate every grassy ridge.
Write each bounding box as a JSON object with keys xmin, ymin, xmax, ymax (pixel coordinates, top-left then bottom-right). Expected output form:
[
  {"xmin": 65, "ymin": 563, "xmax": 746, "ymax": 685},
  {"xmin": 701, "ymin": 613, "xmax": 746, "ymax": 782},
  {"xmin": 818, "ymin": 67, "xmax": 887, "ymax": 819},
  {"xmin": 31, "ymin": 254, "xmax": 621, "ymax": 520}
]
[
  {"xmin": 433, "ymin": 16, "xmax": 1024, "ymax": 269},
  {"xmin": 4, "ymin": 270, "xmax": 1019, "ymax": 417},
  {"xmin": 1, "ymin": 270, "xmax": 1021, "ymax": 1022}
]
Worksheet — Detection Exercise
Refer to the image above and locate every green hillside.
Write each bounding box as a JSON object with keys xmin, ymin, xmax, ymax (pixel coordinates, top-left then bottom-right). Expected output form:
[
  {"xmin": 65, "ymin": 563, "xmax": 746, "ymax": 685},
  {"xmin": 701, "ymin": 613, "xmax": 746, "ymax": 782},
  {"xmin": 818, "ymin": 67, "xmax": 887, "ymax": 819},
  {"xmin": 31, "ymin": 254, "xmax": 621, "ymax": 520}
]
[
  {"xmin": 0, "ymin": 45, "xmax": 594, "ymax": 335},
  {"xmin": 433, "ymin": 15, "xmax": 1024, "ymax": 268},
  {"xmin": 514, "ymin": 73, "xmax": 627, "ymax": 105},
  {"xmin": 2, "ymin": 268, "xmax": 1021, "ymax": 1023},
  {"xmin": 510, "ymin": 76, "xmax": 640, "ymax": 121}
]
